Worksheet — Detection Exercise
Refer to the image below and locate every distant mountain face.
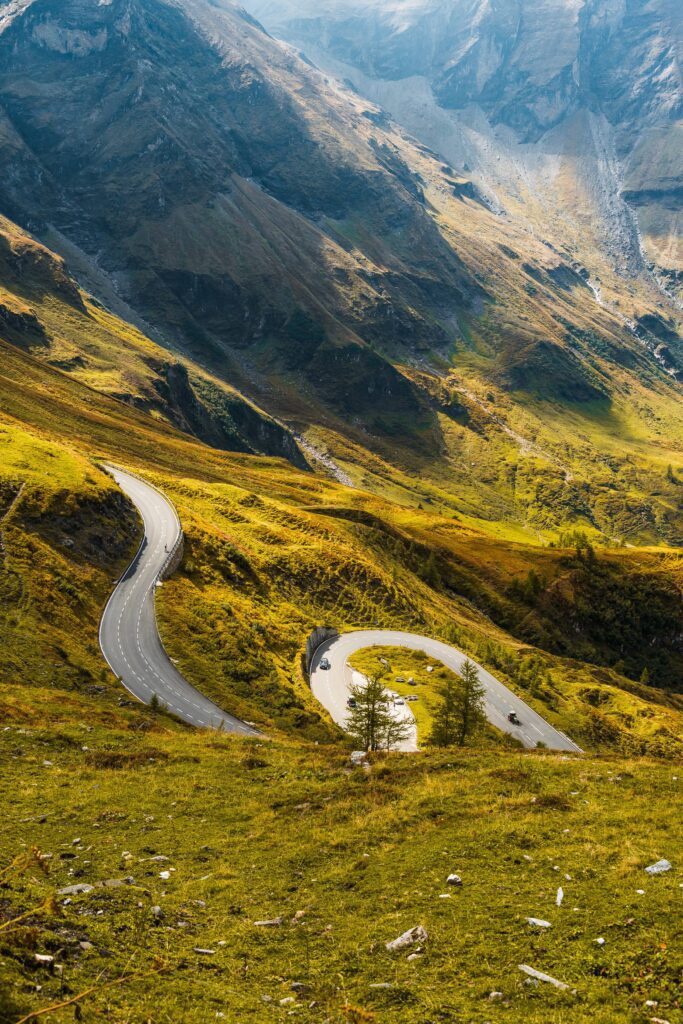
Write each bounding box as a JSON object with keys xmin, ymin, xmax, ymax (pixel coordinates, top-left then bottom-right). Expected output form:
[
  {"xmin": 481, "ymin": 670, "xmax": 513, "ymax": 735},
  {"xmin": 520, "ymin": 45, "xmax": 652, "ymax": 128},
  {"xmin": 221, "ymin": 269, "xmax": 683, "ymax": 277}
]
[
  {"xmin": 0, "ymin": 0, "xmax": 485, "ymax": 449},
  {"xmin": 246, "ymin": 0, "xmax": 682, "ymax": 302},
  {"xmin": 0, "ymin": 0, "xmax": 681, "ymax": 543}
]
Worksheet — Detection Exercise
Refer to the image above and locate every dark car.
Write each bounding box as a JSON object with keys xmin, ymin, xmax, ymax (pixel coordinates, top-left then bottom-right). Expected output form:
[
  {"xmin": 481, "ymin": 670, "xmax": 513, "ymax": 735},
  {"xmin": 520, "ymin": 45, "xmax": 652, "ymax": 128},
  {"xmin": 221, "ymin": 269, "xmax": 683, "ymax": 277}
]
[
  {"xmin": 347, "ymin": 696, "xmax": 357, "ymax": 709},
  {"xmin": 507, "ymin": 711, "xmax": 520, "ymax": 725},
  {"xmin": 319, "ymin": 657, "xmax": 331, "ymax": 670}
]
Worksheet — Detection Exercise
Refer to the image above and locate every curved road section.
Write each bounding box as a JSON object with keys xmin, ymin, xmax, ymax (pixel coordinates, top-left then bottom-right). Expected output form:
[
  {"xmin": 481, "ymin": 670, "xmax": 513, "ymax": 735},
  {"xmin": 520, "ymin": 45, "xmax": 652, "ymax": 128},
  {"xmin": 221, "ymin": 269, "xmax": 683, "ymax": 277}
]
[
  {"xmin": 311, "ymin": 630, "xmax": 581, "ymax": 752},
  {"xmin": 99, "ymin": 465, "xmax": 257, "ymax": 735}
]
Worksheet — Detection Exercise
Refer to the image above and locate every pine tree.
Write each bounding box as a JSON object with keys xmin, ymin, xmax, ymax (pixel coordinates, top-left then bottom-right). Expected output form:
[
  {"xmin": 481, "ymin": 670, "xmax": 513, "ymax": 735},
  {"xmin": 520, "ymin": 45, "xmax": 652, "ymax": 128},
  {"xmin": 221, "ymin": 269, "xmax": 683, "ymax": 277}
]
[
  {"xmin": 428, "ymin": 674, "xmax": 461, "ymax": 747},
  {"xmin": 430, "ymin": 658, "xmax": 486, "ymax": 747},
  {"xmin": 346, "ymin": 674, "xmax": 411, "ymax": 751},
  {"xmin": 455, "ymin": 659, "xmax": 487, "ymax": 744}
]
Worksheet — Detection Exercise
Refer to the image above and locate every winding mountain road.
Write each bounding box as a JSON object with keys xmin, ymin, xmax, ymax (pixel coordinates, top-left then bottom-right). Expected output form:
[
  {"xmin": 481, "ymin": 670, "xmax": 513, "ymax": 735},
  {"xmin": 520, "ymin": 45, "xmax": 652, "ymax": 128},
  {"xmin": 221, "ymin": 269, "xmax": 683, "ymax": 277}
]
[
  {"xmin": 100, "ymin": 465, "xmax": 579, "ymax": 751},
  {"xmin": 99, "ymin": 465, "xmax": 257, "ymax": 735},
  {"xmin": 311, "ymin": 631, "xmax": 581, "ymax": 752}
]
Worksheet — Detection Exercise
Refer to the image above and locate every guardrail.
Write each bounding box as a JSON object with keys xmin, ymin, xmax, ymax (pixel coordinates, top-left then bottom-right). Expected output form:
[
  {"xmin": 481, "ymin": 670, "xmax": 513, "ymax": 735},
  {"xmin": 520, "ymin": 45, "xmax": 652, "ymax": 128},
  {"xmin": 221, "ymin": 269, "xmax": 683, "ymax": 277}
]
[
  {"xmin": 304, "ymin": 625, "xmax": 339, "ymax": 677},
  {"xmin": 159, "ymin": 529, "xmax": 184, "ymax": 581}
]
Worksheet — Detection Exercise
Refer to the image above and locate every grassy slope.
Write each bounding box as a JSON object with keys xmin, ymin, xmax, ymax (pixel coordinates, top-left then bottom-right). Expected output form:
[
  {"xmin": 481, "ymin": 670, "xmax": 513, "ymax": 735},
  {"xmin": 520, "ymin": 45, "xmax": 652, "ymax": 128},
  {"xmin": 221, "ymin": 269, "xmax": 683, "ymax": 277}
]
[
  {"xmin": 1, "ymin": 337, "xmax": 681, "ymax": 750},
  {"xmin": 1, "ymin": 693, "xmax": 681, "ymax": 1024},
  {"xmin": 3, "ymin": 208, "xmax": 683, "ymax": 550}
]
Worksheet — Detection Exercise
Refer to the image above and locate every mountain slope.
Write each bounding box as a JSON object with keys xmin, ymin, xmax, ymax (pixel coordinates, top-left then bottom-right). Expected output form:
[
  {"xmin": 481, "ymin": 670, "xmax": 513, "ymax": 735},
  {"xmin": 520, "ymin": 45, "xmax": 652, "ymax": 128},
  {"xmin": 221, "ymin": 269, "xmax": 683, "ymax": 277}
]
[
  {"xmin": 0, "ymin": 213, "xmax": 306, "ymax": 463},
  {"xmin": 0, "ymin": 0, "xmax": 681, "ymax": 548},
  {"xmin": 247, "ymin": 0, "xmax": 682, "ymax": 302}
]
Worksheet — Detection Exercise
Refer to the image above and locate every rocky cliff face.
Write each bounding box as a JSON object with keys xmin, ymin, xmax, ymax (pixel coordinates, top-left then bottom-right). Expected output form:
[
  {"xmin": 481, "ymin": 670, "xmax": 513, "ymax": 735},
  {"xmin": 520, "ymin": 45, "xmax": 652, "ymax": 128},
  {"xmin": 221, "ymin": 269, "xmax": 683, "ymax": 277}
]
[
  {"xmin": 247, "ymin": 0, "xmax": 682, "ymax": 303},
  {"xmin": 0, "ymin": 0, "xmax": 485, "ymax": 453}
]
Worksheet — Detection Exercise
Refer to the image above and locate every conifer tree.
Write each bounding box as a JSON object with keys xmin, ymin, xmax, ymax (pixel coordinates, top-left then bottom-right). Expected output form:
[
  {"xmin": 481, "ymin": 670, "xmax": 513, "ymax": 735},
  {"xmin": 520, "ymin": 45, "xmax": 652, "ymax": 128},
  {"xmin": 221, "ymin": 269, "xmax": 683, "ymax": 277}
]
[{"xmin": 347, "ymin": 674, "xmax": 411, "ymax": 751}]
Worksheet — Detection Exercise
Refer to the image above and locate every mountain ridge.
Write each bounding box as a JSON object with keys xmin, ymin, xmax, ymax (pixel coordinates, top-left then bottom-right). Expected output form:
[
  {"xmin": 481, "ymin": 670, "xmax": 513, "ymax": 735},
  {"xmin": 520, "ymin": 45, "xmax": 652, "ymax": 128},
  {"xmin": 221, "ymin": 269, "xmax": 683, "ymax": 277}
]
[{"xmin": 0, "ymin": 0, "xmax": 681, "ymax": 547}]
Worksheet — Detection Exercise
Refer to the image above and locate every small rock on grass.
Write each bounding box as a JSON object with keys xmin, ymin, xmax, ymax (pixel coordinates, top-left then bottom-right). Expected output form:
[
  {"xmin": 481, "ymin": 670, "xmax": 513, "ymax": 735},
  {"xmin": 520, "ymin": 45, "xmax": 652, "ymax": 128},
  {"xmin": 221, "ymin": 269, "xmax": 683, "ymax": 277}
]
[
  {"xmin": 645, "ymin": 860, "xmax": 672, "ymax": 875},
  {"xmin": 526, "ymin": 918, "xmax": 551, "ymax": 928},
  {"xmin": 385, "ymin": 925, "xmax": 427, "ymax": 952},
  {"xmin": 193, "ymin": 948, "xmax": 216, "ymax": 955},
  {"xmin": 518, "ymin": 964, "xmax": 573, "ymax": 992},
  {"xmin": 57, "ymin": 883, "xmax": 94, "ymax": 896},
  {"xmin": 446, "ymin": 873, "xmax": 462, "ymax": 886},
  {"xmin": 254, "ymin": 917, "xmax": 283, "ymax": 927}
]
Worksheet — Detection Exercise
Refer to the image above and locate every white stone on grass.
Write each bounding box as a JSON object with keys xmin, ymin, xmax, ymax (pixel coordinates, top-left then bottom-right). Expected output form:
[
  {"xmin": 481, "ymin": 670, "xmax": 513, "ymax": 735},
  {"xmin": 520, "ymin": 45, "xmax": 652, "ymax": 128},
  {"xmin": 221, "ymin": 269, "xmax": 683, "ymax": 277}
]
[
  {"xmin": 518, "ymin": 964, "xmax": 572, "ymax": 991},
  {"xmin": 645, "ymin": 860, "xmax": 672, "ymax": 875},
  {"xmin": 385, "ymin": 925, "xmax": 427, "ymax": 952}
]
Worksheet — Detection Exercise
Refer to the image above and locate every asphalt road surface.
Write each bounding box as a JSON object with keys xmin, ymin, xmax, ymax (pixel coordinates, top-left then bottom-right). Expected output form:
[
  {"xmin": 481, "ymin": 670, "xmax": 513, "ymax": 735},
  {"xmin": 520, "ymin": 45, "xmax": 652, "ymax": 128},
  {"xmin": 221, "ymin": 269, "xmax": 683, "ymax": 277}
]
[
  {"xmin": 311, "ymin": 630, "xmax": 581, "ymax": 752},
  {"xmin": 99, "ymin": 465, "xmax": 258, "ymax": 735}
]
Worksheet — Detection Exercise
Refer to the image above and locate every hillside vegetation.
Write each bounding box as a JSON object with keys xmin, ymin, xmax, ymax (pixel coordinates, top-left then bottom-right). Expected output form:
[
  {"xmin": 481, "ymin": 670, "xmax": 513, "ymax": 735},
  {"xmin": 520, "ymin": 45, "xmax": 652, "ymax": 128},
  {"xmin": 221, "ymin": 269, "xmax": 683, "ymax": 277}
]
[
  {"xmin": 1, "ymin": 690, "xmax": 681, "ymax": 1024},
  {"xmin": 1, "ymin": 327, "xmax": 681, "ymax": 757}
]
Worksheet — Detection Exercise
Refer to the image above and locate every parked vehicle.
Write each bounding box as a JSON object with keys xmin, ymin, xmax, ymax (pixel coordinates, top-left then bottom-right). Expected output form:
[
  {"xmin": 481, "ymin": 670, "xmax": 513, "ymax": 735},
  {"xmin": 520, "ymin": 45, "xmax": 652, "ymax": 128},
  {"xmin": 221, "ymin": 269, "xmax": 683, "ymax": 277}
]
[
  {"xmin": 347, "ymin": 696, "xmax": 357, "ymax": 709},
  {"xmin": 394, "ymin": 697, "xmax": 406, "ymax": 706}
]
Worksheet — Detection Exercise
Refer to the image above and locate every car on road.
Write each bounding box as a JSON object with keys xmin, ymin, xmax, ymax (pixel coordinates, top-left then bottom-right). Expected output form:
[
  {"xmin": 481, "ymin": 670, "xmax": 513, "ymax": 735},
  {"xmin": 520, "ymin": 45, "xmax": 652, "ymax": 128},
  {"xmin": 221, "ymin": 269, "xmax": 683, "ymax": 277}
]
[
  {"xmin": 319, "ymin": 657, "xmax": 331, "ymax": 670},
  {"xmin": 394, "ymin": 697, "xmax": 406, "ymax": 706},
  {"xmin": 347, "ymin": 696, "xmax": 357, "ymax": 709},
  {"xmin": 507, "ymin": 711, "xmax": 521, "ymax": 725}
]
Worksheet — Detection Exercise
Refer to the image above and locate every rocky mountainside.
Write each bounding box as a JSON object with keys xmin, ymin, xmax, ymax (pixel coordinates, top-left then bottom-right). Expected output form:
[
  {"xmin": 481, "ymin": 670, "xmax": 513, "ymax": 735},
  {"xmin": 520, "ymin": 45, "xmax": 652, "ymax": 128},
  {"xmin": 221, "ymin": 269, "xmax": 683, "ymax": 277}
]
[
  {"xmin": 0, "ymin": 0, "xmax": 479, "ymax": 442},
  {"xmin": 0, "ymin": 213, "xmax": 306, "ymax": 463},
  {"xmin": 247, "ymin": 0, "xmax": 682, "ymax": 304},
  {"xmin": 0, "ymin": 0, "xmax": 681, "ymax": 543}
]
